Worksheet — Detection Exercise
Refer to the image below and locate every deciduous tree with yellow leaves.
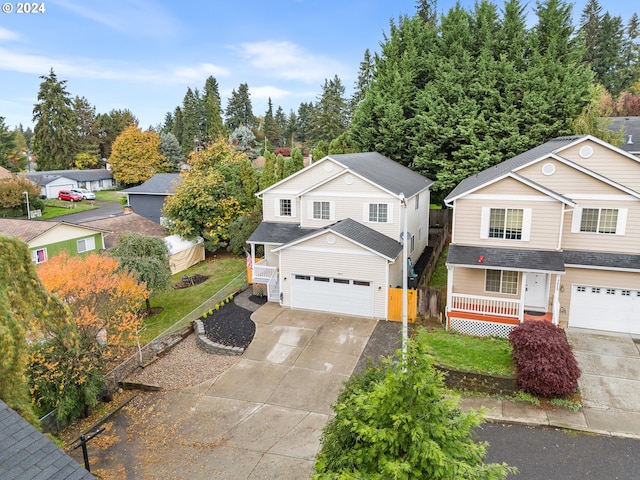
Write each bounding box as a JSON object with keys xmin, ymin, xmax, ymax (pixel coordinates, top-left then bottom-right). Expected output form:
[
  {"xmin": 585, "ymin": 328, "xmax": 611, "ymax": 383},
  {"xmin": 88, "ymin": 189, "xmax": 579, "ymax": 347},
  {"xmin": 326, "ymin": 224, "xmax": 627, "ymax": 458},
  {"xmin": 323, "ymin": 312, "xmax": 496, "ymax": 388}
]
[{"xmin": 108, "ymin": 125, "xmax": 169, "ymax": 185}]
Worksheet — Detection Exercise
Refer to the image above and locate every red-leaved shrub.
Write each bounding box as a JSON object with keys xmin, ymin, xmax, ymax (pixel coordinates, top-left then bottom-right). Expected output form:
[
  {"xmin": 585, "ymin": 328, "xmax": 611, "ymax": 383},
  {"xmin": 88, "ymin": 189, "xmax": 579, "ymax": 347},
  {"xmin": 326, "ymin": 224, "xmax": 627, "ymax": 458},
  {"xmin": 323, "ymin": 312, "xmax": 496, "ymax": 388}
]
[
  {"xmin": 508, "ymin": 320, "xmax": 581, "ymax": 398},
  {"xmin": 273, "ymin": 148, "xmax": 291, "ymax": 157}
]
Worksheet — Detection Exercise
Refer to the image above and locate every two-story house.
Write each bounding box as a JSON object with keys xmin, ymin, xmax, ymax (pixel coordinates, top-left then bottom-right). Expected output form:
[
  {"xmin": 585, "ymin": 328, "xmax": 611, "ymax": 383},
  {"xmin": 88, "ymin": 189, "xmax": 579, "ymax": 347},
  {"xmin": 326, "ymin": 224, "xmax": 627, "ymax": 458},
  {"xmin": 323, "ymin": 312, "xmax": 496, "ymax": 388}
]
[
  {"xmin": 247, "ymin": 152, "xmax": 433, "ymax": 319},
  {"xmin": 444, "ymin": 135, "xmax": 640, "ymax": 337}
]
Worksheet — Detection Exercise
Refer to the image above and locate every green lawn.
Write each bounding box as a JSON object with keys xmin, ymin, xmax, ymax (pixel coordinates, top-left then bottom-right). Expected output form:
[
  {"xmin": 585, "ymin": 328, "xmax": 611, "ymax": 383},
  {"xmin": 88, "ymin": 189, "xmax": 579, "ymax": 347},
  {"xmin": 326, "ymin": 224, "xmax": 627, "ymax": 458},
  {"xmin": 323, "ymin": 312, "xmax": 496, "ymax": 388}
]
[
  {"xmin": 423, "ymin": 328, "xmax": 514, "ymax": 376},
  {"xmin": 37, "ymin": 199, "xmax": 98, "ymax": 219},
  {"xmin": 95, "ymin": 189, "xmax": 126, "ymax": 203},
  {"xmin": 141, "ymin": 254, "xmax": 246, "ymax": 341},
  {"xmin": 427, "ymin": 245, "xmax": 448, "ymax": 293}
]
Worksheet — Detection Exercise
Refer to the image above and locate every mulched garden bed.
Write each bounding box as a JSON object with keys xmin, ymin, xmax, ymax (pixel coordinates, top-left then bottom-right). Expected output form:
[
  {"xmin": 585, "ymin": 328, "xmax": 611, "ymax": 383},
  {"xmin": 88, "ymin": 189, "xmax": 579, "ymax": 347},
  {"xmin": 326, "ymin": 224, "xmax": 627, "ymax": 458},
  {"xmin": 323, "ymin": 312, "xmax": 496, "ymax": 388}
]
[
  {"xmin": 201, "ymin": 302, "xmax": 256, "ymax": 349},
  {"xmin": 173, "ymin": 274, "xmax": 210, "ymax": 289}
]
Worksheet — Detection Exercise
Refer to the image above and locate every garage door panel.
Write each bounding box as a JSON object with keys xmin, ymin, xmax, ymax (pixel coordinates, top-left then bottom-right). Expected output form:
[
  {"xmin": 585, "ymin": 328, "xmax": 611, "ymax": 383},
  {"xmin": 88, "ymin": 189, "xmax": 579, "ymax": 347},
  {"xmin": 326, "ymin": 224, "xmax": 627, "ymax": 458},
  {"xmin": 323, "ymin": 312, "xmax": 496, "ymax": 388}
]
[
  {"xmin": 292, "ymin": 275, "xmax": 373, "ymax": 318},
  {"xmin": 569, "ymin": 285, "xmax": 640, "ymax": 335}
]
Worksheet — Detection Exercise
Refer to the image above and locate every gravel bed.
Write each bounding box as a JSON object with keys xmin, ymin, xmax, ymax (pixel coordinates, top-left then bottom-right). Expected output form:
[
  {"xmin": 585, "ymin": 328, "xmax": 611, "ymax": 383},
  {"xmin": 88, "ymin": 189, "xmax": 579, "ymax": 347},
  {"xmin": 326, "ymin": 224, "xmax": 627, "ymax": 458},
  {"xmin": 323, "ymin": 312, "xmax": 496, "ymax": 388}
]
[{"xmin": 126, "ymin": 334, "xmax": 238, "ymax": 390}]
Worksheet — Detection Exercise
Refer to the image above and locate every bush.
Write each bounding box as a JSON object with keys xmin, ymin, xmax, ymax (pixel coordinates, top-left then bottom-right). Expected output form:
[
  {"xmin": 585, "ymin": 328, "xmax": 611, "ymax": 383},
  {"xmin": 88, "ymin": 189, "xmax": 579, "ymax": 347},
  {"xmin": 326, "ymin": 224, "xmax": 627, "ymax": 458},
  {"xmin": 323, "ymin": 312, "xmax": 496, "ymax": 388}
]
[
  {"xmin": 508, "ymin": 321, "xmax": 580, "ymax": 398},
  {"xmin": 273, "ymin": 148, "xmax": 291, "ymax": 157}
]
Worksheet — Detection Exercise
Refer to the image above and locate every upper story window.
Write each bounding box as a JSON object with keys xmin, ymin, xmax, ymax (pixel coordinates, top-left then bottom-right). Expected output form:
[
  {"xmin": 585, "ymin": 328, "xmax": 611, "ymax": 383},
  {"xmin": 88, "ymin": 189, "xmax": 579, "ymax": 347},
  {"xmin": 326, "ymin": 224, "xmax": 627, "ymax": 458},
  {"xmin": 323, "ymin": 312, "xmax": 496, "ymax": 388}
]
[
  {"xmin": 572, "ymin": 207, "xmax": 627, "ymax": 236},
  {"xmin": 280, "ymin": 199, "xmax": 292, "ymax": 217},
  {"xmin": 489, "ymin": 208, "xmax": 523, "ymax": 240},
  {"xmin": 415, "ymin": 194, "xmax": 420, "ymax": 210},
  {"xmin": 77, "ymin": 237, "xmax": 96, "ymax": 253},
  {"xmin": 485, "ymin": 269, "xmax": 518, "ymax": 295},
  {"xmin": 580, "ymin": 208, "xmax": 618, "ymax": 234},
  {"xmin": 369, "ymin": 203, "xmax": 388, "ymax": 223},
  {"xmin": 313, "ymin": 201, "xmax": 330, "ymax": 220}
]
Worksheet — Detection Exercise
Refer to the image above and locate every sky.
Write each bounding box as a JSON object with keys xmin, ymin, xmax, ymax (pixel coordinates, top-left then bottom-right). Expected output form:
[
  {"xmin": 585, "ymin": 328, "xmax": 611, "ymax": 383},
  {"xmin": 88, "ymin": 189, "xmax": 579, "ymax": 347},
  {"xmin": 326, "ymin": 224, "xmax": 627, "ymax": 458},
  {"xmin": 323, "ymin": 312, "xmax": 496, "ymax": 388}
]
[{"xmin": 0, "ymin": 0, "xmax": 634, "ymax": 131}]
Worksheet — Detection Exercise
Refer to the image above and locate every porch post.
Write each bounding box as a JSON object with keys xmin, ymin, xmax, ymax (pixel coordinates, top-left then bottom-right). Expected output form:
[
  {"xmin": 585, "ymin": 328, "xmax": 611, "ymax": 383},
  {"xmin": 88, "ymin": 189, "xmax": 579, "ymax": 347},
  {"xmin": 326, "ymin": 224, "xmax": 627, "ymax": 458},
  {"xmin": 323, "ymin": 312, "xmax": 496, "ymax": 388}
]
[
  {"xmin": 445, "ymin": 265, "xmax": 454, "ymax": 330},
  {"xmin": 519, "ymin": 272, "xmax": 527, "ymax": 323},
  {"xmin": 552, "ymin": 275, "xmax": 561, "ymax": 325},
  {"xmin": 251, "ymin": 243, "xmax": 256, "ymax": 265}
]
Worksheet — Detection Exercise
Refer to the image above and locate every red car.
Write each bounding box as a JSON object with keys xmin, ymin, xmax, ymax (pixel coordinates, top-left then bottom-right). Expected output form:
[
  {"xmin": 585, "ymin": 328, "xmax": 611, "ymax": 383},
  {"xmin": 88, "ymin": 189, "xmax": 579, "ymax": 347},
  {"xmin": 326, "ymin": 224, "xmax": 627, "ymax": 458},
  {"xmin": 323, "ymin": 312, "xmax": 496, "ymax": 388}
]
[{"xmin": 58, "ymin": 189, "xmax": 83, "ymax": 202}]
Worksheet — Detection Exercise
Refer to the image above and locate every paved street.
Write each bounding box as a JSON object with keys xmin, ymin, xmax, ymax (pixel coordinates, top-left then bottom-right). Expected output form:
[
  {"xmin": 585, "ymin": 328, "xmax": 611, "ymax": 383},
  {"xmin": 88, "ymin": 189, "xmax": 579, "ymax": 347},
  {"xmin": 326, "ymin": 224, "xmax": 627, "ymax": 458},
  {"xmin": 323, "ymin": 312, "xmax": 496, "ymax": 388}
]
[
  {"xmin": 48, "ymin": 199, "xmax": 124, "ymax": 223},
  {"xmin": 477, "ymin": 422, "xmax": 640, "ymax": 479}
]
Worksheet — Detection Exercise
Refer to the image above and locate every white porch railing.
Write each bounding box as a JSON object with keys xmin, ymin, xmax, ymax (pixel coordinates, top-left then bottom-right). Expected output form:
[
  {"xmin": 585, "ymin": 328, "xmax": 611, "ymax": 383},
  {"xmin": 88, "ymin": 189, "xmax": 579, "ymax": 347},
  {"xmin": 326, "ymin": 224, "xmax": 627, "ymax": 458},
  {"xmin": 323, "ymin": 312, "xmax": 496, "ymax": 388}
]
[
  {"xmin": 450, "ymin": 293, "xmax": 521, "ymax": 318},
  {"xmin": 252, "ymin": 260, "xmax": 277, "ymax": 283}
]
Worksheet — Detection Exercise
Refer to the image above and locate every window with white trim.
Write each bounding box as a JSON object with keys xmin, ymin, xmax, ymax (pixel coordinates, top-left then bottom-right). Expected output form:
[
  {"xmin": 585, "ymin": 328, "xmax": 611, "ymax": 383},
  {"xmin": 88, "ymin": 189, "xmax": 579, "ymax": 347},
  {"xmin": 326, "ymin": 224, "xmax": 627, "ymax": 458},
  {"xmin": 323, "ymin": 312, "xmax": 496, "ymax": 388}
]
[
  {"xmin": 77, "ymin": 237, "xmax": 96, "ymax": 253},
  {"xmin": 369, "ymin": 203, "xmax": 388, "ymax": 223},
  {"xmin": 572, "ymin": 207, "xmax": 627, "ymax": 235},
  {"xmin": 279, "ymin": 199, "xmax": 292, "ymax": 217},
  {"xmin": 580, "ymin": 208, "xmax": 618, "ymax": 234},
  {"xmin": 485, "ymin": 270, "xmax": 518, "ymax": 295},
  {"xmin": 481, "ymin": 207, "xmax": 531, "ymax": 241},
  {"xmin": 32, "ymin": 248, "xmax": 48, "ymax": 264},
  {"xmin": 489, "ymin": 208, "xmax": 523, "ymax": 239},
  {"xmin": 313, "ymin": 201, "xmax": 330, "ymax": 220}
]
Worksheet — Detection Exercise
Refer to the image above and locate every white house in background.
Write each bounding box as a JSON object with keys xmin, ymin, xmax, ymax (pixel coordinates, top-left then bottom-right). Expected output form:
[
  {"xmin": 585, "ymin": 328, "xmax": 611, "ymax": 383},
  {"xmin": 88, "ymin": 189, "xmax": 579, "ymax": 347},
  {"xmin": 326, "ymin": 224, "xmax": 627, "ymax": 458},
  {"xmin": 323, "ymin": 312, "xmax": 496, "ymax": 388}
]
[
  {"xmin": 22, "ymin": 169, "xmax": 115, "ymax": 198},
  {"xmin": 444, "ymin": 135, "xmax": 640, "ymax": 337},
  {"xmin": 247, "ymin": 152, "xmax": 433, "ymax": 319}
]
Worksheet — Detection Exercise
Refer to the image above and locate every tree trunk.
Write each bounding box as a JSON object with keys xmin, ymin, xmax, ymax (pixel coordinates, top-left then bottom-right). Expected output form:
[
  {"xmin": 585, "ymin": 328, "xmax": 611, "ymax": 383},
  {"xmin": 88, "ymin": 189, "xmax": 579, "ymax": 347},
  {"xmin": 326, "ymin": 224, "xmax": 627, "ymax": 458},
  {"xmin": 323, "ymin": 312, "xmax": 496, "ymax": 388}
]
[{"xmin": 146, "ymin": 297, "xmax": 151, "ymax": 313}]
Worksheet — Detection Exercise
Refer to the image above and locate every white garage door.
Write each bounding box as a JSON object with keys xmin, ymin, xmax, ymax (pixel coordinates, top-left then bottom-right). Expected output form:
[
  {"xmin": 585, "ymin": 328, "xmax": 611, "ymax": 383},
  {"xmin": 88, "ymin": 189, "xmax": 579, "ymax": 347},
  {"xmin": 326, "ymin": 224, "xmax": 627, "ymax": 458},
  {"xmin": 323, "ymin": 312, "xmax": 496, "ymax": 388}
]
[
  {"xmin": 291, "ymin": 274, "xmax": 374, "ymax": 318},
  {"xmin": 48, "ymin": 184, "xmax": 74, "ymax": 198},
  {"xmin": 569, "ymin": 284, "xmax": 640, "ymax": 334}
]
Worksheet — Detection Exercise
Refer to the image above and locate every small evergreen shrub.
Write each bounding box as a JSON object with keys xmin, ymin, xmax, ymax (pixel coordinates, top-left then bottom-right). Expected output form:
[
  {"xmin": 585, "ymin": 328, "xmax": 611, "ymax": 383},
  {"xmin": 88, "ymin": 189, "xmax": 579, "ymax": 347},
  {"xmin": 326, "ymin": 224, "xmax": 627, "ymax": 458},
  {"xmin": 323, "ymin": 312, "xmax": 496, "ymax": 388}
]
[{"xmin": 508, "ymin": 321, "xmax": 580, "ymax": 398}]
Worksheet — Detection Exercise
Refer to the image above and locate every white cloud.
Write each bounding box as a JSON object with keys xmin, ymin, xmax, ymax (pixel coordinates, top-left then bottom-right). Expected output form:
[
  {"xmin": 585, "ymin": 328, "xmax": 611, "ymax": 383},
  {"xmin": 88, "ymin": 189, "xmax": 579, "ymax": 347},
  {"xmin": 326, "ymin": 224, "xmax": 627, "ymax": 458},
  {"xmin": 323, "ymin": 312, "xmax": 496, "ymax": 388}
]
[
  {"xmin": 0, "ymin": 28, "xmax": 21, "ymax": 42},
  {"xmin": 237, "ymin": 40, "xmax": 350, "ymax": 83},
  {"xmin": 51, "ymin": 0, "xmax": 183, "ymax": 38},
  {"xmin": 249, "ymin": 85, "xmax": 291, "ymax": 103},
  {"xmin": 0, "ymin": 47, "xmax": 229, "ymax": 85}
]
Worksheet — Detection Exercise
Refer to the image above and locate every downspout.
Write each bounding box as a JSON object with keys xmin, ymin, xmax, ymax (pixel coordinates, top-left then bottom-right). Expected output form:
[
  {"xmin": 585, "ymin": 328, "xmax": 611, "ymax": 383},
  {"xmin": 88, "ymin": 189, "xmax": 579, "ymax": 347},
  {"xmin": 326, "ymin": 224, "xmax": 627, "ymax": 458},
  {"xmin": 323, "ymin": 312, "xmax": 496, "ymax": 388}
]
[{"xmin": 445, "ymin": 265, "xmax": 454, "ymax": 330}]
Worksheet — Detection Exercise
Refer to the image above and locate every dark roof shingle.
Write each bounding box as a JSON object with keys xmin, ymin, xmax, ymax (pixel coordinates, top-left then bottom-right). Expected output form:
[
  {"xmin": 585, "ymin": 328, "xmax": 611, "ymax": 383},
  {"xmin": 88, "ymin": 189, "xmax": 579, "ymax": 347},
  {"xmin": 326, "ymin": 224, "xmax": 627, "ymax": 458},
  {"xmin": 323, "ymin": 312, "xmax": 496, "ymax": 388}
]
[
  {"xmin": 447, "ymin": 244, "xmax": 566, "ymax": 272},
  {"xmin": 120, "ymin": 174, "xmax": 182, "ymax": 195}
]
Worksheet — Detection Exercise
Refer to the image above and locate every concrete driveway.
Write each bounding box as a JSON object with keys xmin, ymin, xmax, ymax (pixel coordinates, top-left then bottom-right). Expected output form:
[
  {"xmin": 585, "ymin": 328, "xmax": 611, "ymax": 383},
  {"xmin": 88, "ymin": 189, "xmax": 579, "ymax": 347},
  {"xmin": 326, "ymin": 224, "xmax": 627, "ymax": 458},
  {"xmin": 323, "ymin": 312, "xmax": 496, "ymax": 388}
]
[
  {"xmin": 566, "ymin": 328, "xmax": 640, "ymax": 432},
  {"xmin": 104, "ymin": 304, "xmax": 377, "ymax": 479}
]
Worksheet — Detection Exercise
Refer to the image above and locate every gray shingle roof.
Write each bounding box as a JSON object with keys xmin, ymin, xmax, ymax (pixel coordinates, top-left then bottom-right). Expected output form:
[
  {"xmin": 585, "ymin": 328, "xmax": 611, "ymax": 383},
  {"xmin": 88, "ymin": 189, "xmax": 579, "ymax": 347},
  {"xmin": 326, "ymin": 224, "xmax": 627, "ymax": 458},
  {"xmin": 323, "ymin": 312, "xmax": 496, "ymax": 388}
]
[
  {"xmin": 0, "ymin": 400, "xmax": 95, "ymax": 480},
  {"xmin": 327, "ymin": 218, "xmax": 402, "ymax": 259},
  {"xmin": 81, "ymin": 213, "xmax": 167, "ymax": 249},
  {"xmin": 328, "ymin": 152, "xmax": 433, "ymax": 197},
  {"xmin": 22, "ymin": 169, "xmax": 113, "ymax": 186},
  {"xmin": 247, "ymin": 222, "xmax": 316, "ymax": 244},
  {"xmin": 120, "ymin": 174, "xmax": 182, "ymax": 195},
  {"xmin": 447, "ymin": 245, "xmax": 566, "ymax": 273},
  {"xmin": 445, "ymin": 136, "xmax": 585, "ymax": 202},
  {"xmin": 0, "ymin": 219, "xmax": 106, "ymax": 243},
  {"xmin": 604, "ymin": 117, "xmax": 640, "ymax": 154},
  {"xmin": 563, "ymin": 250, "xmax": 640, "ymax": 271}
]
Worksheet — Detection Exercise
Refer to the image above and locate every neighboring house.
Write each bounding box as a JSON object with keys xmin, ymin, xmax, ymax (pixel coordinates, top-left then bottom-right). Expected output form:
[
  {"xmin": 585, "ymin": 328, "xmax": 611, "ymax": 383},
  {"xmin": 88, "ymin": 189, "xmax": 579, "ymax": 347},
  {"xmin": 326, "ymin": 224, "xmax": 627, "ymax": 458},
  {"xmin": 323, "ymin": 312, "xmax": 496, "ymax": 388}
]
[
  {"xmin": 604, "ymin": 116, "xmax": 640, "ymax": 156},
  {"xmin": 247, "ymin": 152, "xmax": 433, "ymax": 319},
  {"xmin": 81, "ymin": 212, "xmax": 167, "ymax": 249},
  {"xmin": 120, "ymin": 174, "xmax": 182, "ymax": 224},
  {"xmin": 21, "ymin": 169, "xmax": 115, "ymax": 199},
  {"xmin": 0, "ymin": 400, "xmax": 95, "ymax": 480},
  {"xmin": 0, "ymin": 219, "xmax": 107, "ymax": 264},
  {"xmin": 444, "ymin": 135, "xmax": 640, "ymax": 338}
]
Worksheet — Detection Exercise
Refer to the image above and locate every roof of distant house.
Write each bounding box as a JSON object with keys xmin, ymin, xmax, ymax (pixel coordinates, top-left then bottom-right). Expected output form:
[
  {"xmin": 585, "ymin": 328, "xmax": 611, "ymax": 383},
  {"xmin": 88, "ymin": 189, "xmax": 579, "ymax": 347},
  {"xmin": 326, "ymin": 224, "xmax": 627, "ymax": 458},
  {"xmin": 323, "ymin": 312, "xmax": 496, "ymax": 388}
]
[
  {"xmin": 21, "ymin": 168, "xmax": 113, "ymax": 186},
  {"xmin": 603, "ymin": 116, "xmax": 640, "ymax": 154},
  {"xmin": 120, "ymin": 173, "xmax": 182, "ymax": 195},
  {"xmin": 0, "ymin": 219, "xmax": 107, "ymax": 243},
  {"xmin": 0, "ymin": 400, "xmax": 95, "ymax": 480},
  {"xmin": 0, "ymin": 166, "xmax": 12, "ymax": 179},
  {"xmin": 81, "ymin": 212, "xmax": 167, "ymax": 249}
]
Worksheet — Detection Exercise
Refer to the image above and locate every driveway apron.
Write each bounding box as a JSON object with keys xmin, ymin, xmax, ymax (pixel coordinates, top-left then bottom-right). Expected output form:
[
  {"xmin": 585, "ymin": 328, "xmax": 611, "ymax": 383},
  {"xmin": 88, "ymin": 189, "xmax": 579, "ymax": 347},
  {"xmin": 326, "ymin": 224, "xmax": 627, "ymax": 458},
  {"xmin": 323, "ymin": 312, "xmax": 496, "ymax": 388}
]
[
  {"xmin": 157, "ymin": 304, "xmax": 377, "ymax": 479},
  {"xmin": 566, "ymin": 328, "xmax": 640, "ymax": 435}
]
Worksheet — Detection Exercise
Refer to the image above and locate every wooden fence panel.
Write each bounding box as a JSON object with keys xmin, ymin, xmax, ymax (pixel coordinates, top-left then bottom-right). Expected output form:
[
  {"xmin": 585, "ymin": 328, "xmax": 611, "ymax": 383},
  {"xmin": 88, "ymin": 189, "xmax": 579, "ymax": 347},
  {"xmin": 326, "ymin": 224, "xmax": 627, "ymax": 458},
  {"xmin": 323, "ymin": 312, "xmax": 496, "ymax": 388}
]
[{"xmin": 388, "ymin": 287, "xmax": 417, "ymax": 322}]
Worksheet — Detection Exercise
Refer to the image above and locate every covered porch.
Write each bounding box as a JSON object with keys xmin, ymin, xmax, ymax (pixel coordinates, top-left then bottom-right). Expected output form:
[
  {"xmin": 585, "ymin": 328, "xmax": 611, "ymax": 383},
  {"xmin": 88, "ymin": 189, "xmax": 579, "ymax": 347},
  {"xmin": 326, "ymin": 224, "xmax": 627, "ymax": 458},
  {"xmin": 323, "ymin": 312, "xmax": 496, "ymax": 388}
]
[{"xmin": 445, "ymin": 245, "xmax": 565, "ymax": 338}]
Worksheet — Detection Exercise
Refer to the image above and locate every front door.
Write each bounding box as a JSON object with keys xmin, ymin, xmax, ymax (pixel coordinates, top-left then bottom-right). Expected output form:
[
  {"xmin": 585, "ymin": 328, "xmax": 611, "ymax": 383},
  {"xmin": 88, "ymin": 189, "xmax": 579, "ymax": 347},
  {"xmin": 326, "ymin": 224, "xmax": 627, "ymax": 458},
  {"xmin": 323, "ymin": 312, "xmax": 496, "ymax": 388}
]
[{"xmin": 525, "ymin": 273, "xmax": 548, "ymax": 311}]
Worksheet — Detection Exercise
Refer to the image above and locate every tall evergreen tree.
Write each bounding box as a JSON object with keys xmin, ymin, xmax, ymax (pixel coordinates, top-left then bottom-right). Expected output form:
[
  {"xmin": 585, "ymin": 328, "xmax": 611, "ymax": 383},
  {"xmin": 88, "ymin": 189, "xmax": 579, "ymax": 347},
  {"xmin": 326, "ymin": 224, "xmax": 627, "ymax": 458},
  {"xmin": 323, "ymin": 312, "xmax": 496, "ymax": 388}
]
[
  {"xmin": 172, "ymin": 106, "xmax": 184, "ymax": 147},
  {"xmin": 73, "ymin": 96, "xmax": 100, "ymax": 159},
  {"xmin": 263, "ymin": 98, "xmax": 281, "ymax": 147},
  {"xmin": 97, "ymin": 109, "xmax": 138, "ymax": 160},
  {"xmin": 283, "ymin": 109, "xmax": 298, "ymax": 148},
  {"xmin": 180, "ymin": 87, "xmax": 203, "ymax": 156},
  {"xmin": 32, "ymin": 69, "xmax": 78, "ymax": 171},
  {"xmin": 203, "ymin": 76, "xmax": 225, "ymax": 141},
  {"xmin": 620, "ymin": 14, "xmax": 640, "ymax": 93},
  {"xmin": 296, "ymin": 102, "xmax": 314, "ymax": 145},
  {"xmin": 225, "ymin": 83, "xmax": 256, "ymax": 131},
  {"xmin": 275, "ymin": 106, "xmax": 287, "ymax": 146},
  {"xmin": 309, "ymin": 75, "xmax": 349, "ymax": 144},
  {"xmin": 159, "ymin": 131, "xmax": 183, "ymax": 172},
  {"xmin": 162, "ymin": 111, "xmax": 174, "ymax": 134},
  {"xmin": 350, "ymin": 49, "xmax": 374, "ymax": 119},
  {"xmin": 0, "ymin": 116, "xmax": 19, "ymax": 171}
]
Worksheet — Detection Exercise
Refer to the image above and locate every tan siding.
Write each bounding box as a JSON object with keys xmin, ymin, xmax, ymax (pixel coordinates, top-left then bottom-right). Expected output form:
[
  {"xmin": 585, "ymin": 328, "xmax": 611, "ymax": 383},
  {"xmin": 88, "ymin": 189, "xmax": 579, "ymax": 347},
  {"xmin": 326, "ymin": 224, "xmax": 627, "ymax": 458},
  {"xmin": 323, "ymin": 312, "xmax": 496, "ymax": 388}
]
[
  {"xmin": 268, "ymin": 159, "xmax": 346, "ymax": 193},
  {"xmin": 561, "ymin": 140, "xmax": 640, "ymax": 192},
  {"xmin": 453, "ymin": 197, "xmax": 563, "ymax": 250},
  {"xmin": 477, "ymin": 176, "xmax": 536, "ymax": 195},
  {"xmin": 518, "ymin": 159, "xmax": 625, "ymax": 195},
  {"xmin": 261, "ymin": 192, "xmax": 300, "ymax": 223},
  {"xmin": 279, "ymin": 234, "xmax": 388, "ymax": 318},
  {"xmin": 30, "ymin": 225, "xmax": 101, "ymax": 248},
  {"xmin": 558, "ymin": 268, "xmax": 640, "ymax": 325},
  {"xmin": 561, "ymin": 201, "xmax": 640, "ymax": 253},
  {"xmin": 451, "ymin": 266, "xmax": 522, "ymax": 297}
]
